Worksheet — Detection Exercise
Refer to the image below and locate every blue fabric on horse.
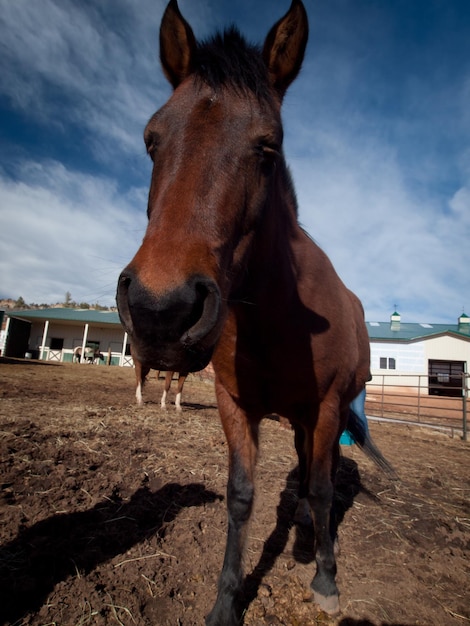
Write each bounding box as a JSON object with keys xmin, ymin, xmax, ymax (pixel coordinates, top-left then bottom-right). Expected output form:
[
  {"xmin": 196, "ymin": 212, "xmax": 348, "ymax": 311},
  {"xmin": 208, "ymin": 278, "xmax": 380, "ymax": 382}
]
[
  {"xmin": 348, "ymin": 387, "xmax": 369, "ymax": 436},
  {"xmin": 345, "ymin": 388, "xmax": 396, "ymax": 476}
]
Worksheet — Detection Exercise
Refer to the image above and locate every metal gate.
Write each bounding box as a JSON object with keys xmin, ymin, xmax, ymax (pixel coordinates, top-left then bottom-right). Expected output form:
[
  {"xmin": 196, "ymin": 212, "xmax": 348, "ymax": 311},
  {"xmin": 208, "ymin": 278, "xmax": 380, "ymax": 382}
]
[{"xmin": 366, "ymin": 373, "xmax": 469, "ymax": 441}]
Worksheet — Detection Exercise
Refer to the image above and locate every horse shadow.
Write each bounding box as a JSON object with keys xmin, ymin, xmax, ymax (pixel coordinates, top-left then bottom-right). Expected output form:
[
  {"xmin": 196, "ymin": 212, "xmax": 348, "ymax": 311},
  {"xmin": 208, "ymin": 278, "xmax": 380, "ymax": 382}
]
[
  {"xmin": 182, "ymin": 401, "xmax": 219, "ymax": 411},
  {"xmin": 339, "ymin": 620, "xmax": 415, "ymax": 626},
  {"xmin": 242, "ymin": 455, "xmax": 368, "ymax": 611},
  {"xmin": 0, "ymin": 482, "xmax": 222, "ymax": 625}
]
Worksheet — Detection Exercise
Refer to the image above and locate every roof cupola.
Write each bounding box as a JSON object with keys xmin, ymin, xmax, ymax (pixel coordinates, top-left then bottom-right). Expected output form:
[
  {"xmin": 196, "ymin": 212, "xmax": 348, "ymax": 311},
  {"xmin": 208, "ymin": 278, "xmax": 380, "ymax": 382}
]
[
  {"xmin": 458, "ymin": 311, "xmax": 469, "ymax": 328},
  {"xmin": 390, "ymin": 308, "xmax": 401, "ymax": 330}
]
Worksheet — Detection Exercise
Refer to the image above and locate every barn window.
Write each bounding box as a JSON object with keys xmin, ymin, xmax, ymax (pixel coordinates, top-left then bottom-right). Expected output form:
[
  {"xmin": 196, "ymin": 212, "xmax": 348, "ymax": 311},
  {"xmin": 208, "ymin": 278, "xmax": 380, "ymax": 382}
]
[
  {"xmin": 380, "ymin": 357, "xmax": 396, "ymax": 370},
  {"xmin": 50, "ymin": 337, "xmax": 64, "ymax": 350}
]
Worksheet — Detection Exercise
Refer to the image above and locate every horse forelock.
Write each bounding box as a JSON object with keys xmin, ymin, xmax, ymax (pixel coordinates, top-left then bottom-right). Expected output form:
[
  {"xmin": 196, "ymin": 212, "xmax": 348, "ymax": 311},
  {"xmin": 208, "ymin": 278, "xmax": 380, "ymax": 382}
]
[{"xmin": 194, "ymin": 28, "xmax": 271, "ymax": 100}]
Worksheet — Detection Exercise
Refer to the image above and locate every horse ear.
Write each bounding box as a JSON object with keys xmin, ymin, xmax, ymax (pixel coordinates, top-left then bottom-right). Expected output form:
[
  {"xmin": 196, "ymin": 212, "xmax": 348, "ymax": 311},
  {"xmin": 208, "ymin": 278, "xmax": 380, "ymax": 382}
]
[
  {"xmin": 160, "ymin": 0, "xmax": 197, "ymax": 88},
  {"xmin": 262, "ymin": 0, "xmax": 309, "ymax": 98}
]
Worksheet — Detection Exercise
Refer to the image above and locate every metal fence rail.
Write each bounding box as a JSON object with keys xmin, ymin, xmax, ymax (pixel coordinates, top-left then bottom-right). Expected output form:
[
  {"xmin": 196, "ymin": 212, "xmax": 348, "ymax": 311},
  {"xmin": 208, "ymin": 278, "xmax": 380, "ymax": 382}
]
[{"xmin": 365, "ymin": 373, "xmax": 469, "ymax": 441}]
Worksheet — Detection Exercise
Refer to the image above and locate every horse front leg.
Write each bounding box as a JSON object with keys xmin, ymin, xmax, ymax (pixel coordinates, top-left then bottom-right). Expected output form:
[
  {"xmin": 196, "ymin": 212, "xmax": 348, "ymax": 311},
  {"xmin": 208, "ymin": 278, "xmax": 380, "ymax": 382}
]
[{"xmin": 206, "ymin": 384, "xmax": 259, "ymax": 626}]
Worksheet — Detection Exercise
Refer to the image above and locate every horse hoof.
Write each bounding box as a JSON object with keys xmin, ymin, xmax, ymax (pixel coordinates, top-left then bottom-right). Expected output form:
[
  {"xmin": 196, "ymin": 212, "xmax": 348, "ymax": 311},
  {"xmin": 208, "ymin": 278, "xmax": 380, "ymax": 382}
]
[{"xmin": 313, "ymin": 591, "xmax": 340, "ymax": 616}]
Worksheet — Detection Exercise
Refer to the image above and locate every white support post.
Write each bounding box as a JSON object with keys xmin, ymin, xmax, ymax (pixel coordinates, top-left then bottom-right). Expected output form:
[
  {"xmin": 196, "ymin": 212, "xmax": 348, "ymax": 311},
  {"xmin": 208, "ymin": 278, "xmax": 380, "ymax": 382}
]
[
  {"xmin": 120, "ymin": 331, "xmax": 128, "ymax": 366},
  {"xmin": 2, "ymin": 316, "xmax": 11, "ymax": 356},
  {"xmin": 80, "ymin": 324, "xmax": 89, "ymax": 364},
  {"xmin": 40, "ymin": 320, "xmax": 49, "ymax": 361}
]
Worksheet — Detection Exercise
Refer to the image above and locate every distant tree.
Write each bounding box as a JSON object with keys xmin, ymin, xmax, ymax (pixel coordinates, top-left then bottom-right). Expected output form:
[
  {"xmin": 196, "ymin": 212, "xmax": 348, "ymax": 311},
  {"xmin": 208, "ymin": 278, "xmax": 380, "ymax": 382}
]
[{"xmin": 5, "ymin": 295, "xmax": 116, "ymax": 310}]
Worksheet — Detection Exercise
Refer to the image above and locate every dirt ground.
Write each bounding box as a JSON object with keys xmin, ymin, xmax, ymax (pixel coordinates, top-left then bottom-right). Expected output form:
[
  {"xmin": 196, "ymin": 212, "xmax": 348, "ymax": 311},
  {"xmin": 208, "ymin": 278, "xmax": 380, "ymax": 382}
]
[{"xmin": 0, "ymin": 359, "xmax": 469, "ymax": 626}]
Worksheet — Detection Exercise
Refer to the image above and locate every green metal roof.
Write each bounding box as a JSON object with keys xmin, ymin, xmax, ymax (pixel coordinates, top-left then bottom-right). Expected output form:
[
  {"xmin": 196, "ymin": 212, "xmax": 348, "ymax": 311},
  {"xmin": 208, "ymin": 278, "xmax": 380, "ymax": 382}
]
[
  {"xmin": 8, "ymin": 308, "xmax": 121, "ymax": 326},
  {"xmin": 367, "ymin": 321, "xmax": 470, "ymax": 341},
  {"xmin": 6, "ymin": 308, "xmax": 470, "ymax": 342}
]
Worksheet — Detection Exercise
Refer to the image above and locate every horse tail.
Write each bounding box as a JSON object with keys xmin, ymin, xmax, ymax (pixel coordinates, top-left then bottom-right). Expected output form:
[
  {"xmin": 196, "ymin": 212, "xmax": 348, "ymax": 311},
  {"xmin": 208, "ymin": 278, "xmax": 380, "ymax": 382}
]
[{"xmin": 346, "ymin": 409, "xmax": 398, "ymax": 479}]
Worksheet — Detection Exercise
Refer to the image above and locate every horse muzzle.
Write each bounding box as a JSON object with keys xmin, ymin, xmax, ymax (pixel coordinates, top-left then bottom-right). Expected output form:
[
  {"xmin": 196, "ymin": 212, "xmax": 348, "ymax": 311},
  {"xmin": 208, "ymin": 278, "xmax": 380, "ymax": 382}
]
[{"xmin": 116, "ymin": 268, "xmax": 221, "ymax": 372}]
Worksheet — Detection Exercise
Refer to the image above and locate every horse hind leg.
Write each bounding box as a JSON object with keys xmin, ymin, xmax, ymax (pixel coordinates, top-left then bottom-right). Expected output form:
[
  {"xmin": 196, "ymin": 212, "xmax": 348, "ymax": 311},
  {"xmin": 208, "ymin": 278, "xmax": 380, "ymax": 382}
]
[
  {"xmin": 305, "ymin": 408, "xmax": 342, "ymax": 616},
  {"xmin": 293, "ymin": 424, "xmax": 313, "ymax": 527},
  {"xmin": 174, "ymin": 390, "xmax": 182, "ymax": 411},
  {"xmin": 135, "ymin": 362, "xmax": 150, "ymax": 406},
  {"xmin": 136, "ymin": 381, "xmax": 143, "ymax": 406},
  {"xmin": 161, "ymin": 371, "xmax": 173, "ymax": 409},
  {"xmin": 174, "ymin": 374, "xmax": 187, "ymax": 412}
]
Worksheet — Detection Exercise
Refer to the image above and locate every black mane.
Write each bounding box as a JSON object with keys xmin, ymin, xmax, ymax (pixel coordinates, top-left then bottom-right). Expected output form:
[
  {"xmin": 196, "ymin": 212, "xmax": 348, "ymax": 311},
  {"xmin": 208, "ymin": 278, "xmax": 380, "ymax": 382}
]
[{"xmin": 194, "ymin": 28, "xmax": 271, "ymax": 100}]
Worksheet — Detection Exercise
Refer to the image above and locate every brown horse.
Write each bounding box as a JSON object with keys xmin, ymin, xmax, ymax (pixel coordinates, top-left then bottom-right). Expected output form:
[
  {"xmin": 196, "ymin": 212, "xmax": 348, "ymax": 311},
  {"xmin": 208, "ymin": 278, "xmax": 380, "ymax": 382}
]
[
  {"xmin": 117, "ymin": 1, "xmax": 391, "ymax": 622},
  {"xmin": 160, "ymin": 371, "xmax": 187, "ymax": 410},
  {"xmin": 132, "ymin": 347, "xmax": 187, "ymax": 410},
  {"xmin": 137, "ymin": 368, "xmax": 187, "ymax": 410}
]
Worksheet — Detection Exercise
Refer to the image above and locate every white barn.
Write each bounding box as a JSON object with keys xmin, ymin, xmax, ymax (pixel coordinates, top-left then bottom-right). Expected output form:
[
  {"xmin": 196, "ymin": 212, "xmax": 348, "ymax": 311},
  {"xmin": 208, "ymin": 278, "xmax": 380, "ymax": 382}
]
[
  {"xmin": 368, "ymin": 311, "xmax": 470, "ymax": 396},
  {"xmin": 1, "ymin": 308, "xmax": 469, "ymax": 396},
  {"xmin": 0, "ymin": 308, "xmax": 130, "ymax": 366}
]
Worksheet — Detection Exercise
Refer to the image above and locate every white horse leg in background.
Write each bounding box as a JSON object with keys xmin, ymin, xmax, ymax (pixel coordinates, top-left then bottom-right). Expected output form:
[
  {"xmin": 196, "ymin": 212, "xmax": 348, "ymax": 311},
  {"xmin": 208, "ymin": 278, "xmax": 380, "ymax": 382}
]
[
  {"xmin": 161, "ymin": 371, "xmax": 188, "ymax": 411},
  {"xmin": 134, "ymin": 358, "xmax": 151, "ymax": 406},
  {"xmin": 160, "ymin": 371, "xmax": 173, "ymax": 409}
]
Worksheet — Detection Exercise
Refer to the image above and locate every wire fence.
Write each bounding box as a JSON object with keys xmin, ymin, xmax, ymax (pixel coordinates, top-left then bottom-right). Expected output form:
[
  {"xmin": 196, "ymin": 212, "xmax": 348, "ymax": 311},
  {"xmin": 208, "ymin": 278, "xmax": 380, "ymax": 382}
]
[{"xmin": 365, "ymin": 373, "xmax": 469, "ymax": 441}]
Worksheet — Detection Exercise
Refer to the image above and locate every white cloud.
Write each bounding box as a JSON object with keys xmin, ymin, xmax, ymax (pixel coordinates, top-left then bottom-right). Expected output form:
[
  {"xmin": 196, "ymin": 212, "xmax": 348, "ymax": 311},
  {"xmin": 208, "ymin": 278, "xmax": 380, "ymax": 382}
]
[
  {"xmin": 0, "ymin": 0, "xmax": 171, "ymax": 159},
  {"xmin": 289, "ymin": 124, "xmax": 470, "ymax": 324},
  {"xmin": 0, "ymin": 161, "xmax": 148, "ymax": 306},
  {"xmin": 0, "ymin": 0, "xmax": 468, "ymax": 325},
  {"xmin": 448, "ymin": 186, "xmax": 470, "ymax": 217}
]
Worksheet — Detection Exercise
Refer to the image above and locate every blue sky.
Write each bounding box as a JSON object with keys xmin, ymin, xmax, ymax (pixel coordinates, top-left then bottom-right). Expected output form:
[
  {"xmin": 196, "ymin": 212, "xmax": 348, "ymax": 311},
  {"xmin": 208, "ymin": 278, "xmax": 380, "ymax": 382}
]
[{"xmin": 0, "ymin": 0, "xmax": 469, "ymax": 323}]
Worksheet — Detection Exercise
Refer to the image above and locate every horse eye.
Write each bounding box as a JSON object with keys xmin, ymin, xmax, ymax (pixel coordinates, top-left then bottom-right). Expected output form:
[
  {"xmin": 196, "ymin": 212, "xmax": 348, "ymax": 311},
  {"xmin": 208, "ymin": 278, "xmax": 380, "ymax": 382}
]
[
  {"xmin": 263, "ymin": 146, "xmax": 279, "ymax": 160},
  {"xmin": 256, "ymin": 143, "xmax": 279, "ymax": 174},
  {"xmin": 146, "ymin": 143, "xmax": 157, "ymax": 160},
  {"xmin": 145, "ymin": 132, "xmax": 160, "ymax": 159},
  {"xmin": 256, "ymin": 141, "xmax": 280, "ymax": 158}
]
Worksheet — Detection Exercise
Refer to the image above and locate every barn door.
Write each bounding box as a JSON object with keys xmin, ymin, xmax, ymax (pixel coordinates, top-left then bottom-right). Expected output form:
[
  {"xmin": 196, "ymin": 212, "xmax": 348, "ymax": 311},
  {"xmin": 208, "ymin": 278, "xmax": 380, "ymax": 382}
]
[
  {"xmin": 428, "ymin": 360, "xmax": 465, "ymax": 397},
  {"xmin": 4, "ymin": 317, "xmax": 31, "ymax": 358}
]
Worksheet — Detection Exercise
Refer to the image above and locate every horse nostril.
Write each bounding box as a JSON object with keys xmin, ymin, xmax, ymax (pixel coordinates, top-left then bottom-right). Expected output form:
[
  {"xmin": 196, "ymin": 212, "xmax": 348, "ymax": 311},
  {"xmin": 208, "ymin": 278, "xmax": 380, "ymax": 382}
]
[
  {"xmin": 119, "ymin": 273, "xmax": 131, "ymax": 287},
  {"xmin": 117, "ymin": 270, "xmax": 132, "ymax": 297},
  {"xmin": 116, "ymin": 270, "xmax": 134, "ymax": 333},
  {"xmin": 182, "ymin": 278, "xmax": 221, "ymax": 346}
]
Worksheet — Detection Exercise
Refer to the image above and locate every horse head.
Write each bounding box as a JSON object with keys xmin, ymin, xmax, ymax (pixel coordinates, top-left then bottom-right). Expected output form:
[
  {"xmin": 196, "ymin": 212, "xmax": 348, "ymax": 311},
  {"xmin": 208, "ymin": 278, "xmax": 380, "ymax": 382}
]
[{"xmin": 117, "ymin": 0, "xmax": 308, "ymax": 372}]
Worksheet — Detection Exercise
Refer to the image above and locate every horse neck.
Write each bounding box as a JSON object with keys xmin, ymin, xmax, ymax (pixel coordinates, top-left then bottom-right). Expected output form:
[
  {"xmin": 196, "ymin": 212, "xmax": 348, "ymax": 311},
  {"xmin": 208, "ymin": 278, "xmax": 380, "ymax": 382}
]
[{"xmin": 248, "ymin": 164, "xmax": 300, "ymax": 294}]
